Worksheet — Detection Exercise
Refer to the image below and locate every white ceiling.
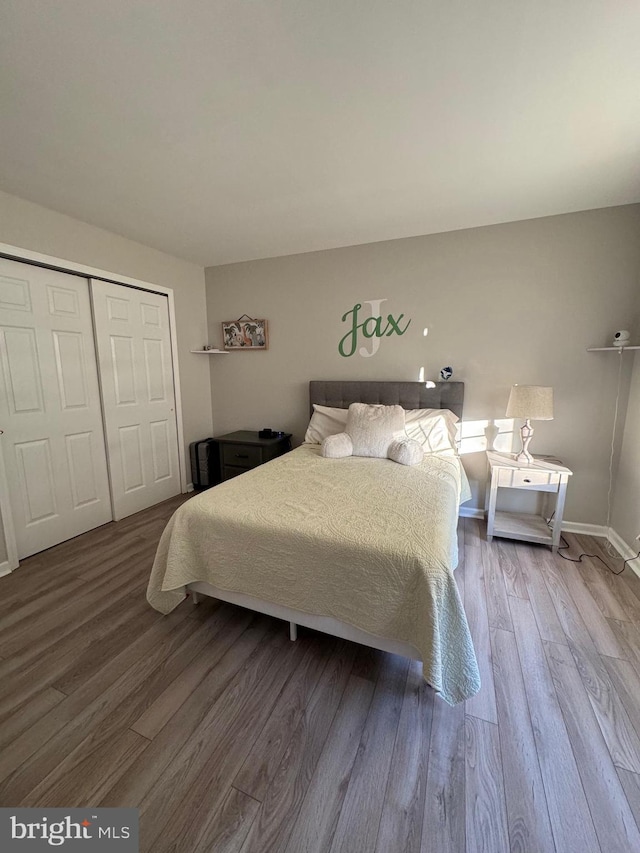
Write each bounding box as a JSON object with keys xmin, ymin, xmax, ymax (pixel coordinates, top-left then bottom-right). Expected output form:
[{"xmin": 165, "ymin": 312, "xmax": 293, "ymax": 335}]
[{"xmin": 1, "ymin": 1, "xmax": 639, "ymax": 267}]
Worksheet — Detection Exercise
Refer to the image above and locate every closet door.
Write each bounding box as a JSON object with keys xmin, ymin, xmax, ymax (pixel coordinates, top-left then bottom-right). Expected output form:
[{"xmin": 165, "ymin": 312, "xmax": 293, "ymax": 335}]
[
  {"xmin": 91, "ymin": 280, "xmax": 180, "ymax": 519},
  {"xmin": 0, "ymin": 259, "xmax": 112, "ymax": 559}
]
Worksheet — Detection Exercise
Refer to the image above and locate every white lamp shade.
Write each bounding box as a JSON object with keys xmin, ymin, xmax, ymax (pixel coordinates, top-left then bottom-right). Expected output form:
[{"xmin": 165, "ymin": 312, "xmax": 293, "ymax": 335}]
[{"xmin": 506, "ymin": 385, "xmax": 554, "ymax": 420}]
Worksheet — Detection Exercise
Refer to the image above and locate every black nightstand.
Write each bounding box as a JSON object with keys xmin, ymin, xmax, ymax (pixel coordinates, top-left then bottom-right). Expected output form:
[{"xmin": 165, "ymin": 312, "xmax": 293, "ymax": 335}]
[{"xmin": 216, "ymin": 430, "xmax": 292, "ymax": 482}]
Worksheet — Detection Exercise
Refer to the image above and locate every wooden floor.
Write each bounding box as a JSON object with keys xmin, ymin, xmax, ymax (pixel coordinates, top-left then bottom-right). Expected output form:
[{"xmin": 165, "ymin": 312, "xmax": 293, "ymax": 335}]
[{"xmin": 1, "ymin": 498, "xmax": 640, "ymax": 852}]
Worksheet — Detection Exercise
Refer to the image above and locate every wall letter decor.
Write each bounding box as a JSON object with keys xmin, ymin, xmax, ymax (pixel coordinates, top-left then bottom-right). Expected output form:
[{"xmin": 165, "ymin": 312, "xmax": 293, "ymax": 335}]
[{"xmin": 338, "ymin": 299, "xmax": 411, "ymax": 357}]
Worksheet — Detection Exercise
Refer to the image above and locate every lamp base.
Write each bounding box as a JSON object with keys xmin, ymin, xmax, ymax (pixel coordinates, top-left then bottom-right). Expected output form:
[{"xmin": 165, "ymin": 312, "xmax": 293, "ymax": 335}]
[{"xmin": 514, "ymin": 419, "xmax": 534, "ymax": 464}]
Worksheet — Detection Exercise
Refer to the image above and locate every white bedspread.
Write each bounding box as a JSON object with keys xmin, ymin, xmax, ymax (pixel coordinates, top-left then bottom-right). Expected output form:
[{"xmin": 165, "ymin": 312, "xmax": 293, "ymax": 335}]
[{"xmin": 147, "ymin": 444, "xmax": 480, "ymax": 704}]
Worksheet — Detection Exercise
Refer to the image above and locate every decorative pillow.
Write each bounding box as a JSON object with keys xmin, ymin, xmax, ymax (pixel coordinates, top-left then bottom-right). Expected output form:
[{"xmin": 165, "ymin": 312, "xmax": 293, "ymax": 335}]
[
  {"xmin": 319, "ymin": 403, "xmax": 423, "ymax": 466},
  {"xmin": 321, "ymin": 432, "xmax": 353, "ymax": 458},
  {"xmin": 304, "ymin": 404, "xmax": 348, "ymax": 444},
  {"xmin": 388, "ymin": 438, "xmax": 424, "ymax": 466},
  {"xmin": 404, "ymin": 408, "xmax": 459, "ymax": 455},
  {"xmin": 346, "ymin": 403, "xmax": 405, "ymax": 458}
]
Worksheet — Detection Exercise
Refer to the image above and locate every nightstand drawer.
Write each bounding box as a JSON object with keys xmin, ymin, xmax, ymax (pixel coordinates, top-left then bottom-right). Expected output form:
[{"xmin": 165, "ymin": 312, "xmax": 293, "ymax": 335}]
[
  {"xmin": 497, "ymin": 468, "xmax": 560, "ymax": 490},
  {"xmin": 222, "ymin": 444, "xmax": 262, "ymax": 469},
  {"xmin": 222, "ymin": 465, "xmax": 248, "ymax": 481}
]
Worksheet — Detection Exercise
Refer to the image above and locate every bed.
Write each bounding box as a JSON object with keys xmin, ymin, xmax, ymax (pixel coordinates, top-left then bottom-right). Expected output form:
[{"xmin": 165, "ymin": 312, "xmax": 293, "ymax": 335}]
[{"xmin": 147, "ymin": 380, "xmax": 480, "ymax": 704}]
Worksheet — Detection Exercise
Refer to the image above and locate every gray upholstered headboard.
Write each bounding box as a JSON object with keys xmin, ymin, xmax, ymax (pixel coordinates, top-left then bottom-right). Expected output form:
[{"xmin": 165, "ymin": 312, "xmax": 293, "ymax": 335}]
[{"xmin": 309, "ymin": 380, "xmax": 464, "ymax": 420}]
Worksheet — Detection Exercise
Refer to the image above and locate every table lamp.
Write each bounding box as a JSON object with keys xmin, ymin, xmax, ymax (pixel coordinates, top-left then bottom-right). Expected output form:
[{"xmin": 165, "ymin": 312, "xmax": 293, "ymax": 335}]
[{"xmin": 506, "ymin": 384, "xmax": 554, "ymax": 464}]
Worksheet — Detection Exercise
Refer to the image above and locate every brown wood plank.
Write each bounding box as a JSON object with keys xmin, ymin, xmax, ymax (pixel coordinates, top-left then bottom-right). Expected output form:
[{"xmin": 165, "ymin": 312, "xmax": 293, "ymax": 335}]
[
  {"xmin": 536, "ymin": 547, "xmax": 608, "ymax": 654},
  {"xmin": 509, "ymin": 595, "xmax": 600, "ymax": 853},
  {"xmin": 496, "ymin": 539, "xmax": 528, "ymax": 600},
  {"xmin": 422, "ymin": 690, "xmax": 465, "ymax": 853},
  {"xmin": 540, "ymin": 548, "xmax": 627, "ymax": 659},
  {"xmin": 464, "ymin": 516, "xmax": 483, "ymax": 548},
  {"xmin": 0, "ymin": 688, "xmax": 66, "ymax": 752},
  {"xmin": 281, "ymin": 675, "xmax": 375, "ymax": 853},
  {"xmin": 193, "ymin": 787, "xmax": 260, "ymax": 853},
  {"xmin": 139, "ymin": 634, "xmax": 314, "ymax": 852},
  {"xmin": 349, "ymin": 644, "xmax": 386, "ymax": 682},
  {"xmin": 519, "ymin": 544, "xmax": 567, "ymax": 645},
  {"xmin": 567, "ymin": 641, "xmax": 640, "ymax": 773},
  {"xmin": 234, "ymin": 634, "xmax": 336, "ymax": 801},
  {"xmin": 0, "ymin": 582, "xmax": 156, "ymax": 686},
  {"xmin": 601, "ymin": 656, "xmax": 640, "ymax": 745},
  {"xmin": 464, "ymin": 715, "xmax": 509, "ymax": 853},
  {"xmin": 571, "ymin": 534, "xmax": 636, "ymax": 621},
  {"xmin": 545, "ymin": 640, "xmax": 640, "ymax": 852},
  {"xmin": 490, "ymin": 626, "xmax": 555, "ymax": 853},
  {"xmin": 234, "ymin": 643, "xmax": 356, "ymax": 853},
  {"xmin": 481, "ymin": 539, "xmax": 513, "ymax": 631},
  {"xmin": 0, "ymin": 566, "xmax": 149, "ymax": 658},
  {"xmin": 29, "ymin": 729, "xmax": 150, "ymax": 808},
  {"xmin": 617, "ymin": 768, "xmax": 640, "ymax": 833},
  {"xmin": 329, "ymin": 655, "xmax": 410, "ymax": 853},
  {"xmin": 374, "ymin": 660, "xmax": 434, "ymax": 853},
  {"xmin": 608, "ymin": 618, "xmax": 640, "ymax": 673},
  {"xmin": 0, "ymin": 572, "xmax": 93, "ymax": 636},
  {"xmin": 0, "ymin": 603, "xmax": 196, "ymax": 798},
  {"xmin": 100, "ymin": 613, "xmax": 268, "ymax": 808},
  {"xmin": 463, "ymin": 545, "xmax": 498, "ymax": 724},
  {"xmin": 464, "ymin": 548, "xmax": 498, "ymax": 723},
  {"xmin": 128, "ymin": 603, "xmax": 244, "ymax": 739}
]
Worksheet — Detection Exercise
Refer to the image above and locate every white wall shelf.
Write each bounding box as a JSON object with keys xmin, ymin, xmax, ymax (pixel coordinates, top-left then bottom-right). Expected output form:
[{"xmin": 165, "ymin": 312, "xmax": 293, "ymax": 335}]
[
  {"xmin": 190, "ymin": 349, "xmax": 228, "ymax": 354},
  {"xmin": 586, "ymin": 346, "xmax": 640, "ymax": 352}
]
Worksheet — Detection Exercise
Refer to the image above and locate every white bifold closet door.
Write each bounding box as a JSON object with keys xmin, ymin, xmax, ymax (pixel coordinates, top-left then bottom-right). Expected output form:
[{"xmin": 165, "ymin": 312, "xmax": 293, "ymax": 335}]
[
  {"xmin": 91, "ymin": 279, "xmax": 180, "ymax": 520},
  {"xmin": 0, "ymin": 259, "xmax": 112, "ymax": 559}
]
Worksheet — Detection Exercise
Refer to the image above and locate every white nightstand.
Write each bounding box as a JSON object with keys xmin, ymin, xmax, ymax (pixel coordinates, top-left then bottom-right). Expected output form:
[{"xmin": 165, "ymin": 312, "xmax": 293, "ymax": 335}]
[{"xmin": 485, "ymin": 451, "xmax": 572, "ymax": 552}]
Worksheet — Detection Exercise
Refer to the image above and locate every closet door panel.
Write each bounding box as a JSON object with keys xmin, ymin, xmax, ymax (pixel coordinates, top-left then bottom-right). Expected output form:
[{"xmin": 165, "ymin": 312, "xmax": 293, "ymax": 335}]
[
  {"xmin": 0, "ymin": 259, "xmax": 112, "ymax": 559},
  {"xmin": 91, "ymin": 279, "xmax": 180, "ymax": 519}
]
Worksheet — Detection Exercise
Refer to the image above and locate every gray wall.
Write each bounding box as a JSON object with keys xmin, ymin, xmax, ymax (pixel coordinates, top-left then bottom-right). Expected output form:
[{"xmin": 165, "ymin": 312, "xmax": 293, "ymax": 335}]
[
  {"xmin": 0, "ymin": 189, "xmax": 213, "ymax": 469},
  {"xmin": 206, "ymin": 204, "xmax": 640, "ymax": 526}
]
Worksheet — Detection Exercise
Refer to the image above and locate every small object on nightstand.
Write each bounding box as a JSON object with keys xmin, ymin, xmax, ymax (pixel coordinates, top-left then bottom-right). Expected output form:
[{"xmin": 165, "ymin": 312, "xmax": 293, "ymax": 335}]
[{"xmin": 485, "ymin": 451, "xmax": 572, "ymax": 552}]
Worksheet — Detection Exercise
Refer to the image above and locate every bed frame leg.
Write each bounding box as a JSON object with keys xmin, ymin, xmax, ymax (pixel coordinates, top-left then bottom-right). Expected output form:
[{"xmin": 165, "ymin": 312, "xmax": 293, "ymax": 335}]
[
  {"xmin": 191, "ymin": 590, "xmax": 201, "ymax": 605},
  {"xmin": 289, "ymin": 622, "xmax": 298, "ymax": 642}
]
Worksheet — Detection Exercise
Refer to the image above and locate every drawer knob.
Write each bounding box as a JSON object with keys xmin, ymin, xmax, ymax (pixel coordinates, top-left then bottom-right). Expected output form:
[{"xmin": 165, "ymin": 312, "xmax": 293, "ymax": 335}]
[
  {"xmin": 523, "ymin": 478, "xmax": 531, "ymax": 483},
  {"xmin": 235, "ymin": 453, "xmax": 249, "ymax": 459}
]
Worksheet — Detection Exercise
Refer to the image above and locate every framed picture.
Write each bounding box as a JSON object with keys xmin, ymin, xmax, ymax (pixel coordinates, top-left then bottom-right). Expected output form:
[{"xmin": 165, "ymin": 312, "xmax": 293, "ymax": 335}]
[{"xmin": 222, "ymin": 316, "xmax": 268, "ymax": 350}]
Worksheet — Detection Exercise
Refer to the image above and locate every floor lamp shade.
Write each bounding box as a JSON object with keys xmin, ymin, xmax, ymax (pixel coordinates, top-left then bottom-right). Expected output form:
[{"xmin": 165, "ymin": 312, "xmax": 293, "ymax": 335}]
[{"xmin": 506, "ymin": 385, "xmax": 554, "ymax": 463}]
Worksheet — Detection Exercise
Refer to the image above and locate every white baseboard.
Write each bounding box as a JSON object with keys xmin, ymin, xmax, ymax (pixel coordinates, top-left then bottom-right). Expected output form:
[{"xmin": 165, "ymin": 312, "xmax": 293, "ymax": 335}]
[
  {"xmin": 0, "ymin": 561, "xmax": 14, "ymax": 578},
  {"xmin": 608, "ymin": 528, "xmax": 640, "ymax": 577},
  {"xmin": 458, "ymin": 506, "xmax": 485, "ymax": 520},
  {"xmin": 560, "ymin": 520, "xmax": 609, "ymax": 538}
]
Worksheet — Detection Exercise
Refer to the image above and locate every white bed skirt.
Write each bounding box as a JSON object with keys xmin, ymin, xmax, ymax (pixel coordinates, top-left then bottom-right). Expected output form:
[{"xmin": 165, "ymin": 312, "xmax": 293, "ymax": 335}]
[{"xmin": 187, "ymin": 580, "xmax": 422, "ymax": 661}]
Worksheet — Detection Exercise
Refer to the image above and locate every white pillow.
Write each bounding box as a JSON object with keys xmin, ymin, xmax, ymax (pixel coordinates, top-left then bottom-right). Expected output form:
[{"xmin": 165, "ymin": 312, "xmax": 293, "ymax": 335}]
[
  {"xmin": 321, "ymin": 432, "xmax": 353, "ymax": 458},
  {"xmin": 388, "ymin": 438, "xmax": 424, "ymax": 466},
  {"xmin": 304, "ymin": 404, "xmax": 348, "ymax": 444},
  {"xmin": 404, "ymin": 409, "xmax": 459, "ymax": 455},
  {"xmin": 305, "ymin": 403, "xmax": 459, "ymax": 454},
  {"xmin": 346, "ymin": 403, "xmax": 405, "ymax": 458}
]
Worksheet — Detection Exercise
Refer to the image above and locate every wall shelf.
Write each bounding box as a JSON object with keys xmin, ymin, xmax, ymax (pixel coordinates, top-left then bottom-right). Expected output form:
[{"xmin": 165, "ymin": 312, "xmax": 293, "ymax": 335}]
[
  {"xmin": 190, "ymin": 349, "xmax": 228, "ymax": 355},
  {"xmin": 586, "ymin": 346, "xmax": 640, "ymax": 352}
]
